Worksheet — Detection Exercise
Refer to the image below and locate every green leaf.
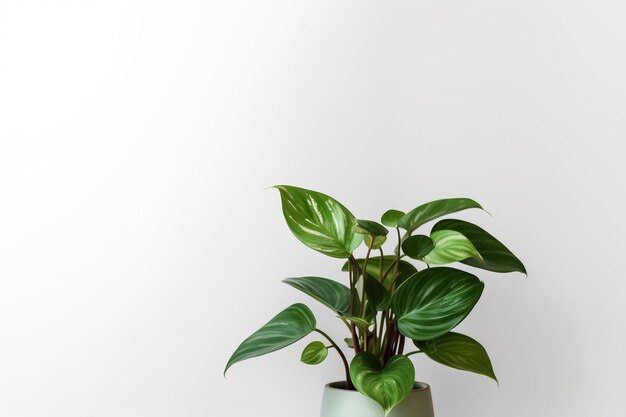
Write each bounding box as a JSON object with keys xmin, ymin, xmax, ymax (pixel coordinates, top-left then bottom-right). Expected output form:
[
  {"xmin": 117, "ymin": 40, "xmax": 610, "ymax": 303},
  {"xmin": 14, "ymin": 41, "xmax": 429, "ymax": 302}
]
[
  {"xmin": 300, "ymin": 341, "xmax": 328, "ymax": 365},
  {"xmin": 353, "ymin": 219, "xmax": 389, "ymax": 237},
  {"xmin": 224, "ymin": 304, "xmax": 316, "ymax": 375},
  {"xmin": 344, "ymin": 337, "xmax": 354, "ymax": 348},
  {"xmin": 397, "ymin": 198, "xmax": 483, "ymax": 233},
  {"xmin": 390, "ymin": 268, "xmax": 484, "ymax": 340},
  {"xmin": 422, "ymin": 230, "xmax": 480, "ymax": 265},
  {"xmin": 381, "ymin": 209, "xmax": 406, "ymax": 227},
  {"xmin": 273, "ymin": 185, "xmax": 363, "ymax": 258},
  {"xmin": 432, "ymin": 219, "xmax": 526, "ymax": 274},
  {"xmin": 401, "ymin": 235, "xmax": 434, "ymax": 260},
  {"xmin": 283, "ymin": 276, "xmax": 350, "ymax": 315},
  {"xmin": 414, "ymin": 332, "xmax": 497, "ymax": 382},
  {"xmin": 364, "ymin": 234, "xmax": 387, "ymax": 250},
  {"xmin": 342, "ymin": 256, "xmax": 418, "ymax": 290},
  {"xmin": 350, "ymin": 352, "xmax": 415, "ymax": 414},
  {"xmin": 364, "ymin": 274, "xmax": 391, "ymax": 311},
  {"xmin": 340, "ymin": 315, "xmax": 374, "ymax": 332}
]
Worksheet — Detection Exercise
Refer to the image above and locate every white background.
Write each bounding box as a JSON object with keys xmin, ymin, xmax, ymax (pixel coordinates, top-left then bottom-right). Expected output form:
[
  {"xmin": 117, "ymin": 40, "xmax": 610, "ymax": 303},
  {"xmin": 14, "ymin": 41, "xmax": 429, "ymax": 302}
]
[{"xmin": 1, "ymin": 1, "xmax": 625, "ymax": 416}]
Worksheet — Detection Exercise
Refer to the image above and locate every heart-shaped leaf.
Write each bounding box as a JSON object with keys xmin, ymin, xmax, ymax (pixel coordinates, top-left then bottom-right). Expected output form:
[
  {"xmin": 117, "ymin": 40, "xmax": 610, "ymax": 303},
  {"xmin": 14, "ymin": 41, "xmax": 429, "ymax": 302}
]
[
  {"xmin": 224, "ymin": 304, "xmax": 316, "ymax": 374},
  {"xmin": 273, "ymin": 185, "xmax": 363, "ymax": 258},
  {"xmin": 414, "ymin": 332, "xmax": 497, "ymax": 382},
  {"xmin": 283, "ymin": 276, "xmax": 350, "ymax": 315},
  {"xmin": 432, "ymin": 219, "xmax": 526, "ymax": 274},
  {"xmin": 300, "ymin": 341, "xmax": 328, "ymax": 365},
  {"xmin": 381, "ymin": 209, "xmax": 405, "ymax": 227},
  {"xmin": 401, "ymin": 235, "xmax": 434, "ymax": 260},
  {"xmin": 422, "ymin": 230, "xmax": 480, "ymax": 265},
  {"xmin": 353, "ymin": 219, "xmax": 389, "ymax": 237},
  {"xmin": 391, "ymin": 268, "xmax": 484, "ymax": 340},
  {"xmin": 350, "ymin": 352, "xmax": 415, "ymax": 414},
  {"xmin": 397, "ymin": 198, "xmax": 483, "ymax": 233}
]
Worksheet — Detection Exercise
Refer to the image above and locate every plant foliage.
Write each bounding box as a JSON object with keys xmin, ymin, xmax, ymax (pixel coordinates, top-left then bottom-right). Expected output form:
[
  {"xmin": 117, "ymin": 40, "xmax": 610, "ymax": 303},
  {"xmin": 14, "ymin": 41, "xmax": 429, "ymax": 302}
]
[{"xmin": 225, "ymin": 185, "xmax": 525, "ymax": 414}]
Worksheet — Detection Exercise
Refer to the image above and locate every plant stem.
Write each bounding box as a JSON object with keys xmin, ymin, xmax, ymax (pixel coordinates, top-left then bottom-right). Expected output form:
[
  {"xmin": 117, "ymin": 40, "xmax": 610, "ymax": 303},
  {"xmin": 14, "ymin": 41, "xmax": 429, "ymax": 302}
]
[
  {"xmin": 404, "ymin": 350, "xmax": 424, "ymax": 357},
  {"xmin": 390, "ymin": 227, "xmax": 403, "ymax": 290},
  {"xmin": 359, "ymin": 240, "xmax": 374, "ymax": 320},
  {"xmin": 378, "ymin": 249, "xmax": 384, "ymax": 279},
  {"xmin": 347, "ymin": 256, "xmax": 361, "ymax": 353},
  {"xmin": 397, "ymin": 335, "xmax": 406, "ymax": 355},
  {"xmin": 315, "ymin": 328, "xmax": 353, "ymax": 390}
]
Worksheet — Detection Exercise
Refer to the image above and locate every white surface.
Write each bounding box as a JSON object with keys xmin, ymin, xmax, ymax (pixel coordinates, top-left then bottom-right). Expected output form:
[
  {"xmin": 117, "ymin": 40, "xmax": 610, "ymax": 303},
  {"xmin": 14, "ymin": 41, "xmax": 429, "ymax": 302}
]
[{"xmin": 1, "ymin": 1, "xmax": 625, "ymax": 416}]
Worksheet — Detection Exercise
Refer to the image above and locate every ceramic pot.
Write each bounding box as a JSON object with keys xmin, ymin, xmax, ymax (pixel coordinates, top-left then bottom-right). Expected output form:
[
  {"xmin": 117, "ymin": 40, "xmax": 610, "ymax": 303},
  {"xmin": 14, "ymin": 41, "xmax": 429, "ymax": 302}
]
[{"xmin": 320, "ymin": 381, "xmax": 434, "ymax": 417}]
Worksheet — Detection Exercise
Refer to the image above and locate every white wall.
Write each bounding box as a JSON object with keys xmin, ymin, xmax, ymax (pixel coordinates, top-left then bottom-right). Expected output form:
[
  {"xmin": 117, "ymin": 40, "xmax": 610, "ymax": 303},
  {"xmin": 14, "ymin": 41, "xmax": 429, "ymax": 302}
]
[{"xmin": 1, "ymin": 1, "xmax": 625, "ymax": 416}]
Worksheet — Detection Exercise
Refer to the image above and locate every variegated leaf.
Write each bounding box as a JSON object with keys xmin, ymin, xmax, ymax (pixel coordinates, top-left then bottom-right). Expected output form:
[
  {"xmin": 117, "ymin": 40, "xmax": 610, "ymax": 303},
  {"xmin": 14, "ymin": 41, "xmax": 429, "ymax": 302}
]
[
  {"xmin": 422, "ymin": 230, "xmax": 480, "ymax": 265},
  {"xmin": 224, "ymin": 304, "xmax": 316, "ymax": 374},
  {"xmin": 415, "ymin": 332, "xmax": 497, "ymax": 382},
  {"xmin": 283, "ymin": 276, "xmax": 350, "ymax": 314},
  {"xmin": 398, "ymin": 198, "xmax": 483, "ymax": 233},
  {"xmin": 391, "ymin": 268, "xmax": 484, "ymax": 340},
  {"xmin": 350, "ymin": 353, "xmax": 415, "ymax": 414},
  {"xmin": 273, "ymin": 185, "xmax": 362, "ymax": 258},
  {"xmin": 301, "ymin": 341, "xmax": 328, "ymax": 365},
  {"xmin": 432, "ymin": 219, "xmax": 526, "ymax": 274}
]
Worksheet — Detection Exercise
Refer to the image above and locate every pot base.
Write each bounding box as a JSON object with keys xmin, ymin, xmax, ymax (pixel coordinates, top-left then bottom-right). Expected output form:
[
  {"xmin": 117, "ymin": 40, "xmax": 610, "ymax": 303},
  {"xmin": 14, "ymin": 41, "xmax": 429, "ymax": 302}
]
[{"xmin": 320, "ymin": 381, "xmax": 434, "ymax": 417}]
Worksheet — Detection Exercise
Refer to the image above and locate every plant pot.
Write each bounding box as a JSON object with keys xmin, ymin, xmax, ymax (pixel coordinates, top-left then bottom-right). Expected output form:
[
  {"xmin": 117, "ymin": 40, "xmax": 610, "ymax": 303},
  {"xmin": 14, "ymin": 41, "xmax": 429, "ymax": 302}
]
[{"xmin": 320, "ymin": 381, "xmax": 434, "ymax": 417}]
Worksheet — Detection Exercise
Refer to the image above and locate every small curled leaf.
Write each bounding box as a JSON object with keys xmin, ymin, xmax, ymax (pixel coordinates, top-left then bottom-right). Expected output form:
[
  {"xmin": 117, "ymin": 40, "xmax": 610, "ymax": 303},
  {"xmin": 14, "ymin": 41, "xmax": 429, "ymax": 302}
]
[
  {"xmin": 365, "ymin": 234, "xmax": 387, "ymax": 250},
  {"xmin": 352, "ymin": 219, "xmax": 389, "ymax": 237},
  {"xmin": 301, "ymin": 341, "xmax": 328, "ymax": 365},
  {"xmin": 381, "ymin": 209, "xmax": 405, "ymax": 227},
  {"xmin": 402, "ymin": 235, "xmax": 434, "ymax": 260}
]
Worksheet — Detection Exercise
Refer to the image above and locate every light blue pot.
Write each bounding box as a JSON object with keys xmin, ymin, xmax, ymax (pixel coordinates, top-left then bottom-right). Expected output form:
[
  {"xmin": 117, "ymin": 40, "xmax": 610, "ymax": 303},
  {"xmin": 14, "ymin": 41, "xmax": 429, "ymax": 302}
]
[{"xmin": 320, "ymin": 382, "xmax": 434, "ymax": 417}]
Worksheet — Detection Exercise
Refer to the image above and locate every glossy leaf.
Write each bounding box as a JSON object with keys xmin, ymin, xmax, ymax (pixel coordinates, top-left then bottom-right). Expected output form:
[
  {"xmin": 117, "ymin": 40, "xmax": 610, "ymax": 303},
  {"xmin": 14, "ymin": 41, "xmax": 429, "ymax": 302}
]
[
  {"xmin": 273, "ymin": 185, "xmax": 363, "ymax": 258},
  {"xmin": 364, "ymin": 274, "xmax": 391, "ymax": 311},
  {"xmin": 432, "ymin": 219, "xmax": 526, "ymax": 274},
  {"xmin": 414, "ymin": 332, "xmax": 497, "ymax": 382},
  {"xmin": 283, "ymin": 276, "xmax": 350, "ymax": 314},
  {"xmin": 391, "ymin": 268, "xmax": 484, "ymax": 340},
  {"xmin": 301, "ymin": 341, "xmax": 328, "ymax": 365},
  {"xmin": 422, "ymin": 230, "xmax": 480, "ymax": 265},
  {"xmin": 381, "ymin": 209, "xmax": 405, "ymax": 227},
  {"xmin": 350, "ymin": 352, "xmax": 415, "ymax": 414},
  {"xmin": 401, "ymin": 235, "xmax": 434, "ymax": 260},
  {"xmin": 342, "ymin": 256, "xmax": 418, "ymax": 290},
  {"xmin": 397, "ymin": 198, "xmax": 483, "ymax": 233},
  {"xmin": 364, "ymin": 234, "xmax": 387, "ymax": 250},
  {"xmin": 224, "ymin": 304, "xmax": 316, "ymax": 374},
  {"xmin": 353, "ymin": 219, "xmax": 389, "ymax": 237}
]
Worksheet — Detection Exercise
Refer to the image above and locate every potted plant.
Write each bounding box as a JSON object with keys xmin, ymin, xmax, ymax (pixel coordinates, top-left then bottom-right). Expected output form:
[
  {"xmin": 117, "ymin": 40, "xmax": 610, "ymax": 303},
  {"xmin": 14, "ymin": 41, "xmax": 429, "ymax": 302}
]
[{"xmin": 224, "ymin": 185, "xmax": 525, "ymax": 417}]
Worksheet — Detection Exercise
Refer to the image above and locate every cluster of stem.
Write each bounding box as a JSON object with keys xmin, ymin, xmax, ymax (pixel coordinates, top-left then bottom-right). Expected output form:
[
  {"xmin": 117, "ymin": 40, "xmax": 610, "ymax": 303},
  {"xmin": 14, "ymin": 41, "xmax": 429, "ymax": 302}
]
[{"xmin": 319, "ymin": 227, "xmax": 420, "ymax": 390}]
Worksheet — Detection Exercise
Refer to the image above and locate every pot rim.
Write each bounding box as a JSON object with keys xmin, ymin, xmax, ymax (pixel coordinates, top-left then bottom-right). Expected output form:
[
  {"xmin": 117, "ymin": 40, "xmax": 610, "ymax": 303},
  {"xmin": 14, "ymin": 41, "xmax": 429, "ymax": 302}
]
[{"xmin": 325, "ymin": 381, "xmax": 430, "ymax": 392}]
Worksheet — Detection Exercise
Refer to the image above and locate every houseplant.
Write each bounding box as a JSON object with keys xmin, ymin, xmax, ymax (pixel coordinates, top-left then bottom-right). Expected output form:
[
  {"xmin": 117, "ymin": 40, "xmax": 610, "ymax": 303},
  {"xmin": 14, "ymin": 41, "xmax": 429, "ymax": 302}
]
[{"xmin": 224, "ymin": 185, "xmax": 525, "ymax": 417}]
